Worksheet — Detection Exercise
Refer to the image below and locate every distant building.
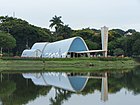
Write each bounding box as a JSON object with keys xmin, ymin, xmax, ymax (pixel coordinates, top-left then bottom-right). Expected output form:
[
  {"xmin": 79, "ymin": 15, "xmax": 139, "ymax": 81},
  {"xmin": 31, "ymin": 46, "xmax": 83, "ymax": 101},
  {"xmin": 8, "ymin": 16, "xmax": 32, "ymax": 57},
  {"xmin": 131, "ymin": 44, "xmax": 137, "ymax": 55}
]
[
  {"xmin": 21, "ymin": 26, "xmax": 109, "ymax": 58},
  {"xmin": 21, "ymin": 37, "xmax": 89, "ymax": 58}
]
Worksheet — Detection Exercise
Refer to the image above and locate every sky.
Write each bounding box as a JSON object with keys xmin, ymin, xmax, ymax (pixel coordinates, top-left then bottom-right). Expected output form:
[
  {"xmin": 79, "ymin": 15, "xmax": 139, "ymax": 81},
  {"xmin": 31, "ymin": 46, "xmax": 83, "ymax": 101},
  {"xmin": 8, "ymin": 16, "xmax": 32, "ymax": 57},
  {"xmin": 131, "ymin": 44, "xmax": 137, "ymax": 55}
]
[{"xmin": 0, "ymin": 0, "xmax": 140, "ymax": 31}]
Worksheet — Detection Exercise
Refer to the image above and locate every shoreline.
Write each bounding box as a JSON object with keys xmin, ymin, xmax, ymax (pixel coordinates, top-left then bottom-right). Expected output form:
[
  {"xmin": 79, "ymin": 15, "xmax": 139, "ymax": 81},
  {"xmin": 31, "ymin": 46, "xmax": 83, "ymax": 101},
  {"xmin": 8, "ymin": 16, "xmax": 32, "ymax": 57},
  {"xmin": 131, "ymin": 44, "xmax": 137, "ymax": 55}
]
[{"xmin": 0, "ymin": 57, "xmax": 139, "ymax": 72}]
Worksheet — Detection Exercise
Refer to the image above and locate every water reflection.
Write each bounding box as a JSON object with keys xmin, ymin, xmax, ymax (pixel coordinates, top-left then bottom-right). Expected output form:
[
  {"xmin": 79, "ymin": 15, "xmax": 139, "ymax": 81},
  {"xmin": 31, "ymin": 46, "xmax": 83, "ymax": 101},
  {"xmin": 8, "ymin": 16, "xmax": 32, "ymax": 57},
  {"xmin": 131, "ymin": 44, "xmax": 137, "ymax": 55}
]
[
  {"xmin": 0, "ymin": 68, "xmax": 140, "ymax": 105},
  {"xmin": 23, "ymin": 72, "xmax": 108, "ymax": 102},
  {"xmin": 23, "ymin": 72, "xmax": 89, "ymax": 92},
  {"xmin": 101, "ymin": 72, "xmax": 108, "ymax": 102}
]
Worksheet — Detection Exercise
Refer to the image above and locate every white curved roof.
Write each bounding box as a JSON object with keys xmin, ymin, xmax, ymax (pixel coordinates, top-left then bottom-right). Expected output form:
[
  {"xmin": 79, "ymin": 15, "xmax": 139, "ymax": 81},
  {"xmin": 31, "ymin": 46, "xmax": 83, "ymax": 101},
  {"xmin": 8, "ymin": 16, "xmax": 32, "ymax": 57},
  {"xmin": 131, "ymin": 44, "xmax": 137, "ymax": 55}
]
[
  {"xmin": 42, "ymin": 37, "xmax": 89, "ymax": 58},
  {"xmin": 21, "ymin": 37, "xmax": 89, "ymax": 58},
  {"xmin": 21, "ymin": 49, "xmax": 42, "ymax": 57},
  {"xmin": 31, "ymin": 42, "xmax": 49, "ymax": 52},
  {"xmin": 21, "ymin": 42, "xmax": 49, "ymax": 57}
]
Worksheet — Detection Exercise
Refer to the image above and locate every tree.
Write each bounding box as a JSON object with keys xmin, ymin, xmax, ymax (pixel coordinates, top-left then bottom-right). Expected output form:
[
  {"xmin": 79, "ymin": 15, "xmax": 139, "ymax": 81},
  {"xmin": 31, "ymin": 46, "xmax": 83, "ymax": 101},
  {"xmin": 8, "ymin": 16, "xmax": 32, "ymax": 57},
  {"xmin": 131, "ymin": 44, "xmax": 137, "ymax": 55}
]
[
  {"xmin": 0, "ymin": 32, "xmax": 16, "ymax": 56},
  {"xmin": 72, "ymin": 28, "xmax": 101, "ymax": 42},
  {"xmin": 108, "ymin": 36, "xmax": 126, "ymax": 56},
  {"xmin": 132, "ymin": 39, "xmax": 140, "ymax": 56},
  {"xmin": 49, "ymin": 16, "xmax": 73, "ymax": 40},
  {"xmin": 113, "ymin": 48, "xmax": 124, "ymax": 56},
  {"xmin": 124, "ymin": 32, "xmax": 140, "ymax": 56},
  {"xmin": 125, "ymin": 29, "xmax": 136, "ymax": 34},
  {"xmin": 49, "ymin": 15, "xmax": 64, "ymax": 32},
  {"xmin": 72, "ymin": 28, "xmax": 102, "ymax": 50},
  {"xmin": 0, "ymin": 32, "xmax": 16, "ymax": 48},
  {"xmin": 108, "ymin": 29, "xmax": 123, "ymax": 41},
  {"xmin": 57, "ymin": 25, "xmax": 72, "ymax": 39},
  {"xmin": 72, "ymin": 29, "xmax": 94, "ymax": 40},
  {"xmin": 85, "ymin": 40, "xmax": 100, "ymax": 50},
  {"xmin": 0, "ymin": 16, "xmax": 52, "ymax": 55}
]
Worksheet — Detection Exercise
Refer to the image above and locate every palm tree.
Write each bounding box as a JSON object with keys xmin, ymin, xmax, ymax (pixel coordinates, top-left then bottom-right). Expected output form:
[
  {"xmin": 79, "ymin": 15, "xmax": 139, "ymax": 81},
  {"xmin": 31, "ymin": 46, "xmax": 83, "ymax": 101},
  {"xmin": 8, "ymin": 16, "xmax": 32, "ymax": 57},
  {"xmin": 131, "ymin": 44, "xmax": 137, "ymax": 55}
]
[{"xmin": 49, "ymin": 15, "xmax": 64, "ymax": 32}]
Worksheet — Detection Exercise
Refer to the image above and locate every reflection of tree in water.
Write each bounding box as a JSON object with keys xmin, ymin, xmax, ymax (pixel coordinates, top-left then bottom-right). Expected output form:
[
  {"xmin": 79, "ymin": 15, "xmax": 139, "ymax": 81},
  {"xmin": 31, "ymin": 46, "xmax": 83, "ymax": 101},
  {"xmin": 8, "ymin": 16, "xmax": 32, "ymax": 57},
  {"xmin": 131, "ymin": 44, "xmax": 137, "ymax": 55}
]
[
  {"xmin": 0, "ymin": 73, "xmax": 51, "ymax": 105},
  {"xmin": 81, "ymin": 79, "xmax": 101, "ymax": 95},
  {"xmin": 108, "ymin": 72, "xmax": 125, "ymax": 93},
  {"xmin": 48, "ymin": 70, "xmax": 140, "ymax": 105},
  {"xmin": 124, "ymin": 67, "xmax": 140, "ymax": 94},
  {"xmin": 0, "ymin": 80, "xmax": 16, "ymax": 100},
  {"xmin": 70, "ymin": 69, "xmax": 140, "ymax": 96},
  {"xmin": 107, "ymin": 68, "xmax": 140, "ymax": 94},
  {"xmin": 1, "ymin": 69, "xmax": 140, "ymax": 105},
  {"xmin": 50, "ymin": 88, "xmax": 72, "ymax": 105}
]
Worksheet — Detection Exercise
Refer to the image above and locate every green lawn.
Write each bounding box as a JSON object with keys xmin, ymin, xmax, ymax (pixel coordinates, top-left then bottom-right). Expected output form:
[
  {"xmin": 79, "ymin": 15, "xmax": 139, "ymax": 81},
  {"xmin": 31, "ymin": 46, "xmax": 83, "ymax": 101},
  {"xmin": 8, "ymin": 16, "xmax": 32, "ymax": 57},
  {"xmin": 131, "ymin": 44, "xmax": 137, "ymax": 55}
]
[{"xmin": 0, "ymin": 57, "xmax": 138, "ymax": 72}]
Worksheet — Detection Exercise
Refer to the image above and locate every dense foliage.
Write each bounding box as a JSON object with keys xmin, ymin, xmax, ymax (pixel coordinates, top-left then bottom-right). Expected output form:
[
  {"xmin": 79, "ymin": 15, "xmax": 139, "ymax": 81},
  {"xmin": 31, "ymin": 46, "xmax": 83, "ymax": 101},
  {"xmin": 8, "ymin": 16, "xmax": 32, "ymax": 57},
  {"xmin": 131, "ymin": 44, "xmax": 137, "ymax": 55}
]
[
  {"xmin": 0, "ymin": 16, "xmax": 52, "ymax": 55},
  {"xmin": 0, "ymin": 15, "xmax": 140, "ymax": 56},
  {"xmin": 0, "ymin": 32, "xmax": 16, "ymax": 49}
]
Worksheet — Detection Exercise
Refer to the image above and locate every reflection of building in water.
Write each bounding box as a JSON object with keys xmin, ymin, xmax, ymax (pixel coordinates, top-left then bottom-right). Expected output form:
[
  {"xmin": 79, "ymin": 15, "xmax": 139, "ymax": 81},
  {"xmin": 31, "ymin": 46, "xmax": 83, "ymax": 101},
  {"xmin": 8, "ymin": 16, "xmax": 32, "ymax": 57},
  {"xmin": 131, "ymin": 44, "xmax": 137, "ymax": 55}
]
[
  {"xmin": 0, "ymin": 100, "xmax": 2, "ymax": 105},
  {"xmin": 22, "ymin": 72, "xmax": 108, "ymax": 101},
  {"xmin": 101, "ymin": 72, "xmax": 108, "ymax": 102},
  {"xmin": 23, "ymin": 72, "xmax": 89, "ymax": 92},
  {"xmin": 88, "ymin": 72, "xmax": 108, "ymax": 102}
]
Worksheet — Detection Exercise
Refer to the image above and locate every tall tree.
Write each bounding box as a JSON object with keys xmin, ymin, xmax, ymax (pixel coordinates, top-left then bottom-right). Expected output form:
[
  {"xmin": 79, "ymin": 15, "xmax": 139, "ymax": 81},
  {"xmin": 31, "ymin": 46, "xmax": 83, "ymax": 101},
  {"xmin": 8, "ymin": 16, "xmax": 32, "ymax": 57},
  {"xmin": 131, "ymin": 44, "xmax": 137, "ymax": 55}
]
[
  {"xmin": 49, "ymin": 15, "xmax": 64, "ymax": 32},
  {"xmin": 0, "ymin": 32, "xmax": 16, "ymax": 56},
  {"xmin": 0, "ymin": 32, "xmax": 16, "ymax": 49}
]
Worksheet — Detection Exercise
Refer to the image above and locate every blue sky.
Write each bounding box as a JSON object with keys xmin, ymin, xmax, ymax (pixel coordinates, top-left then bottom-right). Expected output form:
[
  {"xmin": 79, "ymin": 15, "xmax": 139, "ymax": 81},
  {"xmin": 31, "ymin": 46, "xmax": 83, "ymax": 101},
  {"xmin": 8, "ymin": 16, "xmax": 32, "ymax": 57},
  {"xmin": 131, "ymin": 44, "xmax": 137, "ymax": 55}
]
[{"xmin": 0, "ymin": 0, "xmax": 140, "ymax": 31}]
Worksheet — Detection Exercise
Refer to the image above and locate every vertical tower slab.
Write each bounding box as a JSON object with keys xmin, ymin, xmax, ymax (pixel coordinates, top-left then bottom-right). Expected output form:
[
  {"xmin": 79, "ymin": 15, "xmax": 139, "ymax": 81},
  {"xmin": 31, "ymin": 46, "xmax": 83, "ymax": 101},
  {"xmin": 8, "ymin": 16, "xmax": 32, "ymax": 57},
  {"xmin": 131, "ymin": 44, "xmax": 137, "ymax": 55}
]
[{"xmin": 101, "ymin": 26, "xmax": 108, "ymax": 57}]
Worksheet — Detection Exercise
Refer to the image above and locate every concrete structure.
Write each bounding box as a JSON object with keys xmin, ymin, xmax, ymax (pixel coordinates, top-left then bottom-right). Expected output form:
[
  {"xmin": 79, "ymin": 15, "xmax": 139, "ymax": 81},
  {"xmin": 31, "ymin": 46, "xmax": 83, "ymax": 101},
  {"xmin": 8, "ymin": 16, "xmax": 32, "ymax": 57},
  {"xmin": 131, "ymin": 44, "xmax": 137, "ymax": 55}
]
[
  {"xmin": 21, "ymin": 37, "xmax": 89, "ymax": 58},
  {"xmin": 101, "ymin": 26, "xmax": 108, "ymax": 57},
  {"xmin": 21, "ymin": 26, "xmax": 109, "ymax": 58},
  {"xmin": 42, "ymin": 37, "xmax": 89, "ymax": 58},
  {"xmin": 21, "ymin": 42, "xmax": 49, "ymax": 57}
]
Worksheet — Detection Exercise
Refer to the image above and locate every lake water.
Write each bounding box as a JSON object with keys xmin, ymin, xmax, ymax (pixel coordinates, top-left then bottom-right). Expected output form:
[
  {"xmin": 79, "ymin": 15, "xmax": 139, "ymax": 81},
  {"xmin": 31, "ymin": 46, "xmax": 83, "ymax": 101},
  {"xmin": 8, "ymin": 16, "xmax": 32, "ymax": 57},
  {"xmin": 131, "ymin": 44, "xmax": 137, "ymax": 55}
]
[{"xmin": 0, "ymin": 67, "xmax": 140, "ymax": 105}]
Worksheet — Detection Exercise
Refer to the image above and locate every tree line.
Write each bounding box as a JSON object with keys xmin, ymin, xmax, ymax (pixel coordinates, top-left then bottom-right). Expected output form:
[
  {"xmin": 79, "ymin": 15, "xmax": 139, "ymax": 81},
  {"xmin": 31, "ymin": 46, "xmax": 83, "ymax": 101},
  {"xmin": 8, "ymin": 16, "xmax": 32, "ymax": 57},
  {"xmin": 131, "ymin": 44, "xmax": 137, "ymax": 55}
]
[{"xmin": 0, "ymin": 15, "xmax": 140, "ymax": 57}]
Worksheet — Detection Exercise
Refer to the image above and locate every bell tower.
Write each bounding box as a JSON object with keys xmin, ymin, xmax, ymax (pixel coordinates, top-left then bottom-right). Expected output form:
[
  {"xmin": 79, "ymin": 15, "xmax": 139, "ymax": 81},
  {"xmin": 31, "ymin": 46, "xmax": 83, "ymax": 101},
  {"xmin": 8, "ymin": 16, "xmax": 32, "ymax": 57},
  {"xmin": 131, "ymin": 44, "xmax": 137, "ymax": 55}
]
[{"xmin": 101, "ymin": 26, "xmax": 108, "ymax": 57}]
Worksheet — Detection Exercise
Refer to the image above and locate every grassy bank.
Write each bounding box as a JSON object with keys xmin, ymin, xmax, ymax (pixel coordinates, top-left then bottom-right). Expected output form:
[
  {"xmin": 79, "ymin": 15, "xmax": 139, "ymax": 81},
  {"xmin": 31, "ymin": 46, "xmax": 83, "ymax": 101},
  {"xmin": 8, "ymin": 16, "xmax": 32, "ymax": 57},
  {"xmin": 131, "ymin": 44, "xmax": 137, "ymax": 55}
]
[{"xmin": 0, "ymin": 57, "xmax": 138, "ymax": 72}]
